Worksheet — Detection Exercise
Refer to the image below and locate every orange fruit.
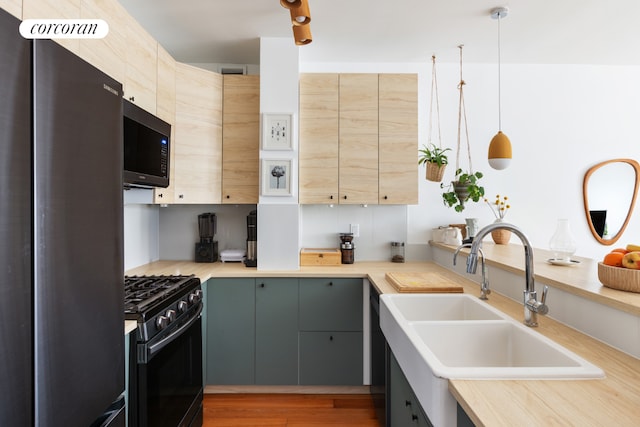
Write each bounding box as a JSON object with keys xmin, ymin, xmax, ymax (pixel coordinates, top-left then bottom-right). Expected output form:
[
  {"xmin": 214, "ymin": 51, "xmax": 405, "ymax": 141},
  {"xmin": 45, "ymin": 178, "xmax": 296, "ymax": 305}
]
[
  {"xmin": 603, "ymin": 251, "xmax": 625, "ymax": 267},
  {"xmin": 611, "ymin": 248, "xmax": 630, "ymax": 254}
]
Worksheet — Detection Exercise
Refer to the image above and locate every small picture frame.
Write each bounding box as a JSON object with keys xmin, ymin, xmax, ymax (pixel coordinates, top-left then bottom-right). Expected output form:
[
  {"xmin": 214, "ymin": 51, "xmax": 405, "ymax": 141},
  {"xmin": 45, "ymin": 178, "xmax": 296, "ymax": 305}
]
[
  {"xmin": 261, "ymin": 159, "xmax": 292, "ymax": 196},
  {"xmin": 262, "ymin": 113, "xmax": 293, "ymax": 150}
]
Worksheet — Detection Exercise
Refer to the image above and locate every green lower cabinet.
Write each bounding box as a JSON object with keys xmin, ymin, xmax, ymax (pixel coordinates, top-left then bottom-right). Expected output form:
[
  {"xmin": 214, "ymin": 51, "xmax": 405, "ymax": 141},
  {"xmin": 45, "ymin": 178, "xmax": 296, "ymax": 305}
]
[
  {"xmin": 389, "ymin": 352, "xmax": 433, "ymax": 427},
  {"xmin": 299, "ymin": 331, "xmax": 363, "ymax": 385},
  {"xmin": 255, "ymin": 278, "xmax": 299, "ymax": 385},
  {"xmin": 206, "ymin": 278, "xmax": 256, "ymax": 385}
]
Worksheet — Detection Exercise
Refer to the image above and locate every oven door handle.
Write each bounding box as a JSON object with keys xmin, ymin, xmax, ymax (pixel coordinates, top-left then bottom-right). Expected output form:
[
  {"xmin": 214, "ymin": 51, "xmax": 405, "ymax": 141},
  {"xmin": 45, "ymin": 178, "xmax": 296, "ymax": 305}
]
[{"xmin": 146, "ymin": 304, "xmax": 203, "ymax": 361}]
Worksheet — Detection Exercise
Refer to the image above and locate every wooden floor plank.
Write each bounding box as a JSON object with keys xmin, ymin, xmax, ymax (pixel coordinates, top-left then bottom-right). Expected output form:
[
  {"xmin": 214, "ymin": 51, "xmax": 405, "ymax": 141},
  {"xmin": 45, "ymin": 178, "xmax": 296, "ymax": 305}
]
[{"xmin": 203, "ymin": 393, "xmax": 379, "ymax": 426}]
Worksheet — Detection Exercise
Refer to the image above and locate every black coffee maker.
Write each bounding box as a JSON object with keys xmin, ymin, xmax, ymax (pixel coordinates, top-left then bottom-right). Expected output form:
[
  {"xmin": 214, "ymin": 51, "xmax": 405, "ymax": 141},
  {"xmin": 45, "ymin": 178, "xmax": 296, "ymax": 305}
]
[
  {"xmin": 195, "ymin": 213, "xmax": 218, "ymax": 263},
  {"xmin": 244, "ymin": 210, "xmax": 257, "ymax": 267}
]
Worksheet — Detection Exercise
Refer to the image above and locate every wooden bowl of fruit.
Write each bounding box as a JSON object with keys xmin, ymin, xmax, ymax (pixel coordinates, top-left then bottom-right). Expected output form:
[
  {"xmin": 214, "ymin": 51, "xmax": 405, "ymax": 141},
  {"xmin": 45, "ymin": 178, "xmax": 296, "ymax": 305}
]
[{"xmin": 598, "ymin": 244, "xmax": 640, "ymax": 292}]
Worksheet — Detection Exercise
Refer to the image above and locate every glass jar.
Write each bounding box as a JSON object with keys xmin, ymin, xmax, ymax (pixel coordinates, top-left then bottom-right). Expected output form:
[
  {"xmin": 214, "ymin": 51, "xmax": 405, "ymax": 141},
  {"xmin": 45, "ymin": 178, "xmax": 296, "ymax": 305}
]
[
  {"xmin": 391, "ymin": 242, "xmax": 405, "ymax": 263},
  {"xmin": 549, "ymin": 218, "xmax": 577, "ymax": 262}
]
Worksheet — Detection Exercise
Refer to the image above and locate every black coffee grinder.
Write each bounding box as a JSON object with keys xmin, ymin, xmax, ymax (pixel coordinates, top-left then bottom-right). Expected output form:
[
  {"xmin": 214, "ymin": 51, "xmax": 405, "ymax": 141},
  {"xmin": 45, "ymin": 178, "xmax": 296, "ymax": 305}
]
[
  {"xmin": 244, "ymin": 210, "xmax": 257, "ymax": 267},
  {"xmin": 195, "ymin": 212, "xmax": 218, "ymax": 262}
]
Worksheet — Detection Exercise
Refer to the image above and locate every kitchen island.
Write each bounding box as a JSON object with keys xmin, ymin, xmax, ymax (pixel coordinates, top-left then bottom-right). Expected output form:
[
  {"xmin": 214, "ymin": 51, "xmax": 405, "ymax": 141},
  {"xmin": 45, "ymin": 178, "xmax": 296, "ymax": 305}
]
[{"xmin": 126, "ymin": 252, "xmax": 640, "ymax": 426}]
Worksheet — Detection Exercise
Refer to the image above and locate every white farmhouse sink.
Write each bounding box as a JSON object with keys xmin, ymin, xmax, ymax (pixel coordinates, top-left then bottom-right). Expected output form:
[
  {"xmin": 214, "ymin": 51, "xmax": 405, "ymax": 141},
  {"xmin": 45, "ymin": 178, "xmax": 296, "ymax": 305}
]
[{"xmin": 380, "ymin": 293, "xmax": 604, "ymax": 427}]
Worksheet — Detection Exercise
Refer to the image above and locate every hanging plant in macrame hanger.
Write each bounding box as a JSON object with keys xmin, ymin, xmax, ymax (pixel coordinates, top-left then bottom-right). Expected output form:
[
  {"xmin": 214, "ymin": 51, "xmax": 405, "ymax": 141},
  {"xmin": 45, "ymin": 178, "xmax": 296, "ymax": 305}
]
[
  {"xmin": 418, "ymin": 55, "xmax": 450, "ymax": 182},
  {"xmin": 440, "ymin": 45, "xmax": 485, "ymax": 212}
]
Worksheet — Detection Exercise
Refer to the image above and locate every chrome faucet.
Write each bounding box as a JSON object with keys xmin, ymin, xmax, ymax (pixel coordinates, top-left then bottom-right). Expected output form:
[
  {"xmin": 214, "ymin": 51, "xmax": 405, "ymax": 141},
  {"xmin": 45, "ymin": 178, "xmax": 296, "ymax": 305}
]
[
  {"xmin": 454, "ymin": 243, "xmax": 490, "ymax": 300},
  {"xmin": 466, "ymin": 222, "xmax": 549, "ymax": 327}
]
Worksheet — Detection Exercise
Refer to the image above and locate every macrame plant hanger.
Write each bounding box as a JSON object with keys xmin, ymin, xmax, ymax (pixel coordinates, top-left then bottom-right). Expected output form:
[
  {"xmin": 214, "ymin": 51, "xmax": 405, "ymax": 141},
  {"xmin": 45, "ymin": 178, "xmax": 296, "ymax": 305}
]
[
  {"xmin": 455, "ymin": 44, "xmax": 474, "ymax": 177},
  {"xmin": 425, "ymin": 55, "xmax": 447, "ymax": 182}
]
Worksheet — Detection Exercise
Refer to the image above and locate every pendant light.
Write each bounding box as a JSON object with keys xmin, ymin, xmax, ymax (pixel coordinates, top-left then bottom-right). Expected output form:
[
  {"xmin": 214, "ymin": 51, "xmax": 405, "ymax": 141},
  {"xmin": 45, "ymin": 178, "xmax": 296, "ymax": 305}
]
[
  {"xmin": 289, "ymin": 0, "xmax": 311, "ymax": 26},
  {"xmin": 488, "ymin": 6, "xmax": 512, "ymax": 170}
]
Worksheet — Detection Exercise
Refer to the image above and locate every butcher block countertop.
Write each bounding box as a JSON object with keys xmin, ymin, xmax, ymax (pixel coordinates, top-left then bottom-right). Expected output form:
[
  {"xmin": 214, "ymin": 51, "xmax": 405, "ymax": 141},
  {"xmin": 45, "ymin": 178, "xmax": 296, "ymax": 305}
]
[{"xmin": 126, "ymin": 257, "xmax": 640, "ymax": 426}]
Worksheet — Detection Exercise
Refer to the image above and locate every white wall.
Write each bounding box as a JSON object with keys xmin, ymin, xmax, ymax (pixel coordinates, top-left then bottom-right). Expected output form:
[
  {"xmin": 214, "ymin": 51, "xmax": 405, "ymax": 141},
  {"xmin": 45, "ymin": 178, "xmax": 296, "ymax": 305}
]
[{"xmin": 124, "ymin": 61, "xmax": 640, "ymax": 270}]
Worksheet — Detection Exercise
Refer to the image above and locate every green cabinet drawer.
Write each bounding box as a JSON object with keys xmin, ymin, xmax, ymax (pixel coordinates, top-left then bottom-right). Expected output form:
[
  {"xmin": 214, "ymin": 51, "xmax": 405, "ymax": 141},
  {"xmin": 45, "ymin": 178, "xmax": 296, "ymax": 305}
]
[
  {"xmin": 389, "ymin": 352, "xmax": 432, "ymax": 427},
  {"xmin": 299, "ymin": 278, "xmax": 363, "ymax": 331},
  {"xmin": 299, "ymin": 331, "xmax": 363, "ymax": 385}
]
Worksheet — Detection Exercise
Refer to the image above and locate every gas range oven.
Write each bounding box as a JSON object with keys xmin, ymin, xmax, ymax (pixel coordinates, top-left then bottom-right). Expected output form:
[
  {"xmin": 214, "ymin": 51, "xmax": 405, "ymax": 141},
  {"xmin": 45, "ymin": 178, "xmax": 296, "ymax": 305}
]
[{"xmin": 125, "ymin": 275, "xmax": 203, "ymax": 427}]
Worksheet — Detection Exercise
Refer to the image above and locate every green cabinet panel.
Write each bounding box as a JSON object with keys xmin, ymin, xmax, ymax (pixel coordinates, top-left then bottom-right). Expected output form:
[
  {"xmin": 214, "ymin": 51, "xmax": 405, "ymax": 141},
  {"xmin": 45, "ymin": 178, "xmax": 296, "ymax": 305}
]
[
  {"xmin": 255, "ymin": 278, "xmax": 299, "ymax": 385},
  {"xmin": 299, "ymin": 331, "xmax": 363, "ymax": 385},
  {"xmin": 299, "ymin": 278, "xmax": 362, "ymax": 331},
  {"xmin": 389, "ymin": 352, "xmax": 432, "ymax": 427},
  {"xmin": 206, "ymin": 278, "xmax": 255, "ymax": 385}
]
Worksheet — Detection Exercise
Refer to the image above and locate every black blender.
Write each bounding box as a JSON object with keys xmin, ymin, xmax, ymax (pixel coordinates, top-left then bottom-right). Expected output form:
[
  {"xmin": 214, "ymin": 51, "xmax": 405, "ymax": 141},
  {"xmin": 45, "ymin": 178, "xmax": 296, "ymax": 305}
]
[{"xmin": 195, "ymin": 212, "xmax": 218, "ymax": 262}]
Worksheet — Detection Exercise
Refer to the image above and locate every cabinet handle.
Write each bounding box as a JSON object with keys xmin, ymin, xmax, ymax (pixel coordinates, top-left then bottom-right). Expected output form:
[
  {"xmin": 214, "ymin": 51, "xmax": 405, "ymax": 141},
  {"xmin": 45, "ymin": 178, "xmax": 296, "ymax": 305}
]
[
  {"xmin": 178, "ymin": 194, "xmax": 184, "ymax": 199},
  {"xmin": 384, "ymin": 195, "xmax": 388, "ymax": 200},
  {"xmin": 129, "ymin": 96, "xmax": 135, "ymax": 102},
  {"xmin": 411, "ymin": 414, "xmax": 418, "ymax": 422},
  {"xmin": 330, "ymin": 195, "xmax": 334, "ymax": 200},
  {"xmin": 260, "ymin": 283, "xmax": 265, "ymax": 288},
  {"xmin": 226, "ymin": 195, "xmax": 230, "ymax": 199},
  {"xmin": 405, "ymin": 400, "xmax": 411, "ymax": 407},
  {"xmin": 158, "ymin": 193, "xmax": 163, "ymax": 198},
  {"xmin": 328, "ymin": 281, "xmax": 333, "ymax": 286},
  {"xmin": 329, "ymin": 335, "xmax": 333, "ymax": 341},
  {"xmin": 343, "ymin": 195, "xmax": 348, "ymax": 200}
]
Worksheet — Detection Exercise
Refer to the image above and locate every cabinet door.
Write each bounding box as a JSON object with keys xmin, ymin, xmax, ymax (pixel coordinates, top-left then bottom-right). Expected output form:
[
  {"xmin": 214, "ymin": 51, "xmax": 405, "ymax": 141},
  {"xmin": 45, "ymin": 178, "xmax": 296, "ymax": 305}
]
[
  {"xmin": 174, "ymin": 63, "xmax": 222, "ymax": 203},
  {"xmin": 299, "ymin": 73, "xmax": 339, "ymax": 204},
  {"xmin": 255, "ymin": 278, "xmax": 298, "ymax": 385},
  {"xmin": 153, "ymin": 45, "xmax": 176, "ymax": 203},
  {"xmin": 222, "ymin": 75, "xmax": 260, "ymax": 204},
  {"xmin": 299, "ymin": 278, "xmax": 363, "ymax": 331},
  {"xmin": 299, "ymin": 331, "xmax": 363, "ymax": 385},
  {"xmin": 206, "ymin": 278, "xmax": 255, "ymax": 385},
  {"xmin": 78, "ymin": 0, "xmax": 127, "ymax": 86},
  {"xmin": 379, "ymin": 74, "xmax": 418, "ymax": 204},
  {"xmin": 123, "ymin": 15, "xmax": 157, "ymax": 114},
  {"xmin": 389, "ymin": 352, "xmax": 433, "ymax": 427},
  {"xmin": 339, "ymin": 74, "xmax": 379, "ymax": 204}
]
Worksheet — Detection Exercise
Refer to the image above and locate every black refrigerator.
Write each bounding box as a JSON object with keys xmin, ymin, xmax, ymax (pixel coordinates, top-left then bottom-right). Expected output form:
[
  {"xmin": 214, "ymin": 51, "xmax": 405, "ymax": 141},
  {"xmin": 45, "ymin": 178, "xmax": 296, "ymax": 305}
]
[{"xmin": 1, "ymin": 8, "xmax": 125, "ymax": 427}]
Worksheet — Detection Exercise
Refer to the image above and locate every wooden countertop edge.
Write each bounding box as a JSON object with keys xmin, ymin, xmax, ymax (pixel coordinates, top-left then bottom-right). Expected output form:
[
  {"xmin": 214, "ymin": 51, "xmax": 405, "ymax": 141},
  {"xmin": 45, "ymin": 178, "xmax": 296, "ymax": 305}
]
[{"xmin": 126, "ymin": 259, "xmax": 640, "ymax": 425}]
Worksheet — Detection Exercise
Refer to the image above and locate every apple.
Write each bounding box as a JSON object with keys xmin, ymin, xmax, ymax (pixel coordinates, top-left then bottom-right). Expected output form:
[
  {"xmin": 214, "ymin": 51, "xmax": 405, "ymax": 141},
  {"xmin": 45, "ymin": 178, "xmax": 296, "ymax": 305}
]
[{"xmin": 621, "ymin": 251, "xmax": 640, "ymax": 269}]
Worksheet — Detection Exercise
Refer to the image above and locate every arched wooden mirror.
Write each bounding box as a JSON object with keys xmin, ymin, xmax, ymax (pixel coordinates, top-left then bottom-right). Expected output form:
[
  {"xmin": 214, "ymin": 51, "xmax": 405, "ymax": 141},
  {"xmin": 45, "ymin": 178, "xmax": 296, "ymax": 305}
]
[{"xmin": 583, "ymin": 158, "xmax": 640, "ymax": 245}]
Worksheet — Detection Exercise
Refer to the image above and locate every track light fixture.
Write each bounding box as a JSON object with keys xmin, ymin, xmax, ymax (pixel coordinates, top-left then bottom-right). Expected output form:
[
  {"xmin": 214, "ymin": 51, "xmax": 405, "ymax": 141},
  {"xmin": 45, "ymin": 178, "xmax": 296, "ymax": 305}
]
[
  {"xmin": 280, "ymin": 0, "xmax": 312, "ymax": 45},
  {"xmin": 289, "ymin": 0, "xmax": 311, "ymax": 26},
  {"xmin": 292, "ymin": 24, "xmax": 312, "ymax": 45},
  {"xmin": 279, "ymin": 0, "xmax": 301, "ymax": 9}
]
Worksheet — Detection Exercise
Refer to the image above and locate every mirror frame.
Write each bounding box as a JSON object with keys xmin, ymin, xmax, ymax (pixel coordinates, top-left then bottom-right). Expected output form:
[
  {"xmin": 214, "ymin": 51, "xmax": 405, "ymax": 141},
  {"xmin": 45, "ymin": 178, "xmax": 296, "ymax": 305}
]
[{"xmin": 583, "ymin": 158, "xmax": 640, "ymax": 245}]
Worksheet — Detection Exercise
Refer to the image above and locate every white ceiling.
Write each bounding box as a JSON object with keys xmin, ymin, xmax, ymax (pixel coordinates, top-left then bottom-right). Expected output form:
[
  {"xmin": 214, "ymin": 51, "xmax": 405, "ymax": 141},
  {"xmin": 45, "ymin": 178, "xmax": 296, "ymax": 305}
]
[{"xmin": 117, "ymin": 0, "xmax": 640, "ymax": 66}]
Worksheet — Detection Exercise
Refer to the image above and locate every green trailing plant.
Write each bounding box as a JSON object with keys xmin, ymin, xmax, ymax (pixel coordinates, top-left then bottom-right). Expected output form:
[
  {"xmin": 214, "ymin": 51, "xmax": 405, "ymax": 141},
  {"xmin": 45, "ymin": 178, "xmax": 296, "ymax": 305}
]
[
  {"xmin": 418, "ymin": 143, "xmax": 451, "ymax": 167},
  {"xmin": 440, "ymin": 168, "xmax": 485, "ymax": 212}
]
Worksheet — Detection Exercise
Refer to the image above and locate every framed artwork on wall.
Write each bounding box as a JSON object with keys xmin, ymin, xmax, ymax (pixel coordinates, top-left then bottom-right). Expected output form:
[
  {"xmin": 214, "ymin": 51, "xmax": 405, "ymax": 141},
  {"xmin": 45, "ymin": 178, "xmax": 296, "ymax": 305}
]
[
  {"xmin": 261, "ymin": 159, "xmax": 292, "ymax": 196},
  {"xmin": 262, "ymin": 113, "xmax": 293, "ymax": 150}
]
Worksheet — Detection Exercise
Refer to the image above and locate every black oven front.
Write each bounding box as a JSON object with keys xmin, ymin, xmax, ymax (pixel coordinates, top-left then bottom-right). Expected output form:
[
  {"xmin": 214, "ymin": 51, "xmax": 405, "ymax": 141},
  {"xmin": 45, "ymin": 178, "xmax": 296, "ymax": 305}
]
[{"xmin": 130, "ymin": 305, "xmax": 203, "ymax": 427}]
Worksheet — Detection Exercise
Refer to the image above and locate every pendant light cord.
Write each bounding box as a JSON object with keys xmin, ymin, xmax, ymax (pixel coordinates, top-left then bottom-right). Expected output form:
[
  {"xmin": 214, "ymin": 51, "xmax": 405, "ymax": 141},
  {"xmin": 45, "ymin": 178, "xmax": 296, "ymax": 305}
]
[
  {"xmin": 456, "ymin": 45, "xmax": 473, "ymax": 174},
  {"xmin": 427, "ymin": 55, "xmax": 443, "ymax": 148},
  {"xmin": 497, "ymin": 10, "xmax": 502, "ymax": 131}
]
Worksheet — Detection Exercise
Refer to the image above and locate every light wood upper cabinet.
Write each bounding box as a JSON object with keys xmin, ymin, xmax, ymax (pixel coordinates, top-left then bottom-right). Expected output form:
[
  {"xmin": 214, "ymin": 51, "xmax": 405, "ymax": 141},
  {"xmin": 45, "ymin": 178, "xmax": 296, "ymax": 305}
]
[
  {"xmin": 299, "ymin": 73, "xmax": 339, "ymax": 204},
  {"xmin": 78, "ymin": 0, "xmax": 127, "ymax": 85},
  {"xmin": 339, "ymin": 73, "xmax": 379, "ymax": 205},
  {"xmin": 222, "ymin": 75, "xmax": 260, "ymax": 204},
  {"xmin": 173, "ymin": 63, "xmax": 222, "ymax": 204},
  {"xmin": 124, "ymin": 15, "xmax": 157, "ymax": 114},
  {"xmin": 22, "ymin": 0, "xmax": 80, "ymax": 53},
  {"xmin": 0, "ymin": 0, "xmax": 22, "ymax": 18},
  {"xmin": 153, "ymin": 45, "xmax": 176, "ymax": 204},
  {"xmin": 379, "ymin": 74, "xmax": 418, "ymax": 204},
  {"xmin": 300, "ymin": 73, "xmax": 418, "ymax": 205}
]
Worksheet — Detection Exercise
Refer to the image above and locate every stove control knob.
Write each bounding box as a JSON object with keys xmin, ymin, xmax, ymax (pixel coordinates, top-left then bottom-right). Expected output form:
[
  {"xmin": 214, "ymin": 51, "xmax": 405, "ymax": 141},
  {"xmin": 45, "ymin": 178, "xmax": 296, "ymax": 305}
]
[
  {"xmin": 165, "ymin": 309, "xmax": 177, "ymax": 322},
  {"xmin": 155, "ymin": 315, "xmax": 169, "ymax": 330},
  {"xmin": 177, "ymin": 301, "xmax": 188, "ymax": 313},
  {"xmin": 189, "ymin": 290, "xmax": 203, "ymax": 305}
]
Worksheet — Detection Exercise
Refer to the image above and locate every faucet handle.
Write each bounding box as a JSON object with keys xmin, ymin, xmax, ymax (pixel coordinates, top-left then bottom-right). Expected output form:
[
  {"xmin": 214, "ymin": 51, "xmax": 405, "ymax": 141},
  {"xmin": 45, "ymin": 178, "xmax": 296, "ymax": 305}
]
[{"xmin": 541, "ymin": 285, "xmax": 549, "ymax": 305}]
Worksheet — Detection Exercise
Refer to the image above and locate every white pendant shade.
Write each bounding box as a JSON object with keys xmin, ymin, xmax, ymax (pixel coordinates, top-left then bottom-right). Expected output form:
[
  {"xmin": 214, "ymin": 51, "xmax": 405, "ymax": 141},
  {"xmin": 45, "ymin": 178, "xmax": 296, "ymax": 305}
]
[{"xmin": 488, "ymin": 130, "xmax": 512, "ymax": 170}]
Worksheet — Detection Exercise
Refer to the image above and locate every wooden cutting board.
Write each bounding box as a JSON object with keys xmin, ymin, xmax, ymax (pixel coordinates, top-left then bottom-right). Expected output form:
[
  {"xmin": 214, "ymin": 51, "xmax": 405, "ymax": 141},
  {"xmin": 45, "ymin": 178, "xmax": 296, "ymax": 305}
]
[{"xmin": 385, "ymin": 272, "xmax": 464, "ymax": 293}]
